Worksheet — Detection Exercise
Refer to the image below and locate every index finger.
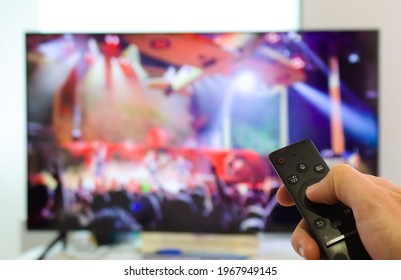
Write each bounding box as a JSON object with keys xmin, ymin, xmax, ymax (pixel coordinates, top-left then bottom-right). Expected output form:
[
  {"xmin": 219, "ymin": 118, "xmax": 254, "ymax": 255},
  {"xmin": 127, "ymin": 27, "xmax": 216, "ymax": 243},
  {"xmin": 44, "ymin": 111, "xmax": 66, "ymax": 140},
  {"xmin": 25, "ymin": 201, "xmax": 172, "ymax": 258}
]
[{"xmin": 276, "ymin": 185, "xmax": 295, "ymax": 206}]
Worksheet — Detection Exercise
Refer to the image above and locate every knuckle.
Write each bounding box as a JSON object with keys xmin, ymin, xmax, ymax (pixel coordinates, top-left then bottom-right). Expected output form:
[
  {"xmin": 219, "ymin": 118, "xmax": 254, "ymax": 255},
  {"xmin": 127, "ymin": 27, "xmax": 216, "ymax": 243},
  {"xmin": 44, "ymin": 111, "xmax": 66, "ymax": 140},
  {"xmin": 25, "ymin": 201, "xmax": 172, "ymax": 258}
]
[{"xmin": 330, "ymin": 163, "xmax": 354, "ymax": 179}]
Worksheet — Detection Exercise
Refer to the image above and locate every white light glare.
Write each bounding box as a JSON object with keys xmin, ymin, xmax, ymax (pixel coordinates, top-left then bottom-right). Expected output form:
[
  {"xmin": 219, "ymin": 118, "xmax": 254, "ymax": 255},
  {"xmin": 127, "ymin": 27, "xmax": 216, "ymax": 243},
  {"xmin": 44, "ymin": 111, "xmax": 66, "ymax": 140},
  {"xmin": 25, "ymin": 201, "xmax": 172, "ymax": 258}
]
[{"xmin": 232, "ymin": 70, "xmax": 259, "ymax": 93}]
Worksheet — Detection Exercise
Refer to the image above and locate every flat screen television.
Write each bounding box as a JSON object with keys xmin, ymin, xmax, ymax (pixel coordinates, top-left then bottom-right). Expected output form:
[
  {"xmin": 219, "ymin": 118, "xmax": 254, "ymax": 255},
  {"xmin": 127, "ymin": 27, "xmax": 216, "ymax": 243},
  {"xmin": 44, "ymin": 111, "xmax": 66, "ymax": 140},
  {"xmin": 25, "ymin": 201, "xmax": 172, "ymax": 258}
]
[{"xmin": 26, "ymin": 31, "xmax": 378, "ymax": 235}]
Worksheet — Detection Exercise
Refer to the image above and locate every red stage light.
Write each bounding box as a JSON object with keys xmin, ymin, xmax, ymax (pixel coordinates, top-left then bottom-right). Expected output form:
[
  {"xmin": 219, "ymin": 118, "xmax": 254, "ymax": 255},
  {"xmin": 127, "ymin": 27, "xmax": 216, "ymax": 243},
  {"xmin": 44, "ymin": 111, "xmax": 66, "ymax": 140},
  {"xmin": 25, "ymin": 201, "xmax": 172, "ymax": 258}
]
[{"xmin": 150, "ymin": 37, "xmax": 171, "ymax": 50}]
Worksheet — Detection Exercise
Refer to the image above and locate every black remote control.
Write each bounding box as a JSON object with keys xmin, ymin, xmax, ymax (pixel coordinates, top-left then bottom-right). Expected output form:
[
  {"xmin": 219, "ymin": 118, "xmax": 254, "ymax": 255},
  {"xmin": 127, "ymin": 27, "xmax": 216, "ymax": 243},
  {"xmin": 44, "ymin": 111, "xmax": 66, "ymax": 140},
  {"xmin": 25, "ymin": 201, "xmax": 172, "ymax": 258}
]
[{"xmin": 268, "ymin": 139, "xmax": 371, "ymax": 260}]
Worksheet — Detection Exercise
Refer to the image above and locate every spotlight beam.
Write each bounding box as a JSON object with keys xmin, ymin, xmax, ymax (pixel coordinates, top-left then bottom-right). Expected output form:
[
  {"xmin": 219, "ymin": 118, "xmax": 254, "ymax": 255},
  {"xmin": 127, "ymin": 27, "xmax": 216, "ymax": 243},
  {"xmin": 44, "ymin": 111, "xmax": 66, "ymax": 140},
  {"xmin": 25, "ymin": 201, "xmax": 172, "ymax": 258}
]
[{"xmin": 292, "ymin": 82, "xmax": 377, "ymax": 145}]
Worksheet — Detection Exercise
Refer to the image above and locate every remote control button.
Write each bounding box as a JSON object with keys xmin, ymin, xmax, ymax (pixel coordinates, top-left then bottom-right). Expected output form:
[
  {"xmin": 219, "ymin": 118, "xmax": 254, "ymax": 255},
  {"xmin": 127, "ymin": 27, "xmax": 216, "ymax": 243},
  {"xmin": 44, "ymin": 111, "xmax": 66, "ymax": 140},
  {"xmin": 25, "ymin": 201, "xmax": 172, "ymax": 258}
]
[
  {"xmin": 325, "ymin": 229, "xmax": 357, "ymax": 248},
  {"xmin": 325, "ymin": 235, "xmax": 346, "ymax": 247},
  {"xmin": 277, "ymin": 157, "xmax": 286, "ymax": 165},
  {"xmin": 298, "ymin": 179, "xmax": 332, "ymax": 215},
  {"xmin": 333, "ymin": 253, "xmax": 348, "ymax": 260},
  {"xmin": 331, "ymin": 219, "xmax": 342, "ymax": 229},
  {"xmin": 296, "ymin": 163, "xmax": 309, "ymax": 173},
  {"xmin": 313, "ymin": 218, "xmax": 327, "ymax": 229},
  {"xmin": 313, "ymin": 164, "xmax": 325, "ymax": 173},
  {"xmin": 330, "ymin": 214, "xmax": 356, "ymax": 233},
  {"xmin": 287, "ymin": 175, "xmax": 299, "ymax": 184},
  {"xmin": 342, "ymin": 207, "xmax": 352, "ymax": 216}
]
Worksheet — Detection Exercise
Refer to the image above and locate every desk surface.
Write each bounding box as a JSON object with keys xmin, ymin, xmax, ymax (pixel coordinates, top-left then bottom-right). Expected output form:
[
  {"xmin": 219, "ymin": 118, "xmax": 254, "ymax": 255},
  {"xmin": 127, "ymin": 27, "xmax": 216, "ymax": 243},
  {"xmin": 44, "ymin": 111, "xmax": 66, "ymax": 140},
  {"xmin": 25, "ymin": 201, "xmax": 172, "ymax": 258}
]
[{"xmin": 19, "ymin": 232, "xmax": 301, "ymax": 260}]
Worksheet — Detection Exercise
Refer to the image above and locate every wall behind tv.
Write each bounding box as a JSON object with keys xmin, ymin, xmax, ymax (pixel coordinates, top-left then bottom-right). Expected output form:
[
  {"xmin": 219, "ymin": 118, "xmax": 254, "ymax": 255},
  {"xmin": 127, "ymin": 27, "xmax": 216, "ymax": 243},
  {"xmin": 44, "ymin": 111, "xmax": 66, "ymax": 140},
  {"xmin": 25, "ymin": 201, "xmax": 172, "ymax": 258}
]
[
  {"xmin": 0, "ymin": 0, "xmax": 301, "ymax": 259},
  {"xmin": 0, "ymin": 0, "xmax": 38, "ymax": 260}
]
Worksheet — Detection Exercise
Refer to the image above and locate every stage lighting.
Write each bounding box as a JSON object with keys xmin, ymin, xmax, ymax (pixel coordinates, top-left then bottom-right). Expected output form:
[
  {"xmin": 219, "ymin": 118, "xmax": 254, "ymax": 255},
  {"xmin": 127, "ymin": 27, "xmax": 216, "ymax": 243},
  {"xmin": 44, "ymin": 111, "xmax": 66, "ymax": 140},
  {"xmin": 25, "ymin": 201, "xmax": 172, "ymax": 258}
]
[
  {"xmin": 232, "ymin": 70, "xmax": 259, "ymax": 93},
  {"xmin": 264, "ymin": 33, "xmax": 281, "ymax": 45},
  {"xmin": 290, "ymin": 56, "xmax": 306, "ymax": 69},
  {"xmin": 105, "ymin": 34, "xmax": 120, "ymax": 46},
  {"xmin": 348, "ymin": 52, "xmax": 360, "ymax": 63},
  {"xmin": 287, "ymin": 32, "xmax": 302, "ymax": 42}
]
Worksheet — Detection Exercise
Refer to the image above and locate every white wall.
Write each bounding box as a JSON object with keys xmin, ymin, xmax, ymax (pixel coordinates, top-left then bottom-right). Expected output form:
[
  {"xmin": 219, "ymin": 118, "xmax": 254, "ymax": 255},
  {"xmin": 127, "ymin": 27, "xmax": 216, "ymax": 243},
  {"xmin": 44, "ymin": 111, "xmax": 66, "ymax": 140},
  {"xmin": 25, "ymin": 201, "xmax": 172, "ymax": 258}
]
[
  {"xmin": 302, "ymin": 0, "xmax": 401, "ymax": 184},
  {"xmin": 0, "ymin": 0, "xmax": 300, "ymax": 259},
  {"xmin": 0, "ymin": 0, "xmax": 38, "ymax": 260}
]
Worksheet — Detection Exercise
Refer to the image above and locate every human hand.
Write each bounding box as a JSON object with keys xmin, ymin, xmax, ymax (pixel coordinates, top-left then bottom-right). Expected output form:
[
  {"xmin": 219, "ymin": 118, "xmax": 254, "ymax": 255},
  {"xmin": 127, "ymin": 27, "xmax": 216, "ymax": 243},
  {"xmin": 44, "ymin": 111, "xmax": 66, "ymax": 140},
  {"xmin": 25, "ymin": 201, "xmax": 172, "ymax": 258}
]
[{"xmin": 276, "ymin": 163, "xmax": 401, "ymax": 259}]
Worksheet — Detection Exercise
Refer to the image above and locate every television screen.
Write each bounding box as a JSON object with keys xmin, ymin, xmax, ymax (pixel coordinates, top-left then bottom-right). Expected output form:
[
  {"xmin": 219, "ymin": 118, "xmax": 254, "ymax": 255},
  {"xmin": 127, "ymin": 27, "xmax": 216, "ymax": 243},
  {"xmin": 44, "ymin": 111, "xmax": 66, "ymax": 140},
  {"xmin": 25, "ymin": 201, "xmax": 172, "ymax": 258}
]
[{"xmin": 26, "ymin": 31, "xmax": 378, "ymax": 234}]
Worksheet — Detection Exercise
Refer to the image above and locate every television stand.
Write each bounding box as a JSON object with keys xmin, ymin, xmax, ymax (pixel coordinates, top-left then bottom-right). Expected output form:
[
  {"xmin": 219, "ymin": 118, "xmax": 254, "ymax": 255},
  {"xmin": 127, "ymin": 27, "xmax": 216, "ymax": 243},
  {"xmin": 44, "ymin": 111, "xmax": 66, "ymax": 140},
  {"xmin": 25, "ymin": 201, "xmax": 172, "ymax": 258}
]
[
  {"xmin": 38, "ymin": 230, "xmax": 67, "ymax": 260},
  {"xmin": 19, "ymin": 232, "xmax": 299, "ymax": 260}
]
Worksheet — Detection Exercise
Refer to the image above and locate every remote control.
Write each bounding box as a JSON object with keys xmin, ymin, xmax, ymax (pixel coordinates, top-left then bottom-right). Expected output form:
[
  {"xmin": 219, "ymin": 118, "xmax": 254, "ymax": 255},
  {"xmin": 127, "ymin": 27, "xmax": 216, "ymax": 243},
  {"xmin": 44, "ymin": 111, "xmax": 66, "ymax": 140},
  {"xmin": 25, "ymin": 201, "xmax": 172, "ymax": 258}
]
[{"xmin": 268, "ymin": 139, "xmax": 371, "ymax": 260}]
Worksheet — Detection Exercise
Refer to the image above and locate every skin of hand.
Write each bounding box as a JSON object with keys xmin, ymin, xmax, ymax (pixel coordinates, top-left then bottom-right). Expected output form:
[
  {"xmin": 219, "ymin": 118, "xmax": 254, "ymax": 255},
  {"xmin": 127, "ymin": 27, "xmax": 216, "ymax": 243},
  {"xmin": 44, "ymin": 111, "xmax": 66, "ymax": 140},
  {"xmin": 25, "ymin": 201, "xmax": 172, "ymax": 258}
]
[{"xmin": 276, "ymin": 163, "xmax": 401, "ymax": 260}]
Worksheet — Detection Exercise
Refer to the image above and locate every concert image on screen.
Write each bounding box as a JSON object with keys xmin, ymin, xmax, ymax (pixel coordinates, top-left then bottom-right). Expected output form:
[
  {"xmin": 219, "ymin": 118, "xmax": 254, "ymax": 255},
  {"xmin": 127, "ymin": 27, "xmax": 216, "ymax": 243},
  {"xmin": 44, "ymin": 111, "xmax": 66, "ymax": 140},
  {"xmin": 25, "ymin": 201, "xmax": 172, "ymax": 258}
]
[{"xmin": 26, "ymin": 31, "xmax": 378, "ymax": 234}]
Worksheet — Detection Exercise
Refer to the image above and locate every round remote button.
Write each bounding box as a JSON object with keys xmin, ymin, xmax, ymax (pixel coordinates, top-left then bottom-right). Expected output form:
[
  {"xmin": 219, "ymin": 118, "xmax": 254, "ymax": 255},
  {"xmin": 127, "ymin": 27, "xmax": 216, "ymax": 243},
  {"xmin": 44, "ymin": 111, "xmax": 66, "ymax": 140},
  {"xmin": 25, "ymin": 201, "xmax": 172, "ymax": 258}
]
[
  {"xmin": 298, "ymin": 178, "xmax": 320, "ymax": 207},
  {"xmin": 299, "ymin": 178, "xmax": 332, "ymax": 215},
  {"xmin": 333, "ymin": 253, "xmax": 348, "ymax": 260},
  {"xmin": 296, "ymin": 163, "xmax": 309, "ymax": 173},
  {"xmin": 330, "ymin": 219, "xmax": 342, "ymax": 229},
  {"xmin": 277, "ymin": 157, "xmax": 286, "ymax": 165},
  {"xmin": 313, "ymin": 218, "xmax": 327, "ymax": 229}
]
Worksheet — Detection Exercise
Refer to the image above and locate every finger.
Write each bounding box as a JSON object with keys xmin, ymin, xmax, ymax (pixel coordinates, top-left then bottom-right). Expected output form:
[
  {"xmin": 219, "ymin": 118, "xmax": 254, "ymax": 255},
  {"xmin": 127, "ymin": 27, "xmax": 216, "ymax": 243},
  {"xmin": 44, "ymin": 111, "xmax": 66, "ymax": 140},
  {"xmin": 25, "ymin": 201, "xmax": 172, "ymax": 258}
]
[
  {"xmin": 276, "ymin": 185, "xmax": 295, "ymax": 206},
  {"xmin": 291, "ymin": 219, "xmax": 321, "ymax": 260},
  {"xmin": 305, "ymin": 163, "xmax": 377, "ymax": 207}
]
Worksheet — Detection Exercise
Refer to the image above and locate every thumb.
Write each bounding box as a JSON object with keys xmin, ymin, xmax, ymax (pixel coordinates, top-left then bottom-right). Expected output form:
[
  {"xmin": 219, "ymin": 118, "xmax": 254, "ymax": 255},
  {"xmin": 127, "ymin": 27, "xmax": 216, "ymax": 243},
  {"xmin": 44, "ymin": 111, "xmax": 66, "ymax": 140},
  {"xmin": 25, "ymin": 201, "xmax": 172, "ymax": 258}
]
[{"xmin": 305, "ymin": 164, "xmax": 372, "ymax": 207}]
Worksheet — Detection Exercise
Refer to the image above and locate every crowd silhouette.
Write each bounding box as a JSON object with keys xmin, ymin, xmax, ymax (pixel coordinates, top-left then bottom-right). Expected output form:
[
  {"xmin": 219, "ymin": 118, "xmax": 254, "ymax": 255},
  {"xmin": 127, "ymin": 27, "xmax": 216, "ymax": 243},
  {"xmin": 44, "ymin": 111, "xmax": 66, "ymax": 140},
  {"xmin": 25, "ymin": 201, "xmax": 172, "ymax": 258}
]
[{"xmin": 28, "ymin": 148, "xmax": 301, "ymax": 235}]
